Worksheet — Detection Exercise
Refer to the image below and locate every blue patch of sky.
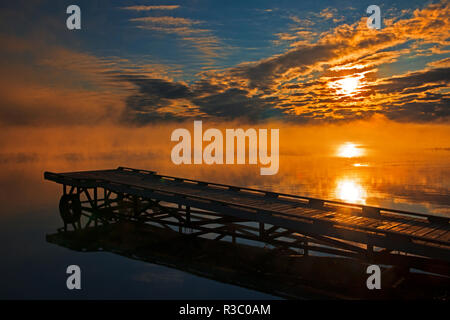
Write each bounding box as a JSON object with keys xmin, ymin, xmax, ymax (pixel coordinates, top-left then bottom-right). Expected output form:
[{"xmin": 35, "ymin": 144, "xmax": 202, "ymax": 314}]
[{"xmin": 3, "ymin": 0, "xmax": 442, "ymax": 82}]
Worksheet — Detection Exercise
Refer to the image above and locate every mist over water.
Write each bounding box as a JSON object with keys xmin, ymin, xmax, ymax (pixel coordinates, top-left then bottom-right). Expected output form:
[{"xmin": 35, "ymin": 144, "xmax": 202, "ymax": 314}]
[{"xmin": 0, "ymin": 120, "xmax": 448, "ymax": 298}]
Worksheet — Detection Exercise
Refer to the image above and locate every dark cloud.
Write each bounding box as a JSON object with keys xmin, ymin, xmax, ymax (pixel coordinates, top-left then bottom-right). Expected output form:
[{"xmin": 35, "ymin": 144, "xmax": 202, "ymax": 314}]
[
  {"xmin": 118, "ymin": 76, "xmax": 195, "ymax": 123},
  {"xmin": 230, "ymin": 43, "xmax": 337, "ymax": 91},
  {"xmin": 364, "ymin": 67, "xmax": 450, "ymax": 122},
  {"xmin": 120, "ymin": 75, "xmax": 285, "ymax": 124},
  {"xmin": 382, "ymin": 99, "xmax": 450, "ymax": 122},
  {"xmin": 192, "ymin": 88, "xmax": 283, "ymax": 121},
  {"xmin": 117, "ymin": 76, "xmax": 193, "ymax": 99},
  {"xmin": 371, "ymin": 67, "xmax": 450, "ymax": 94}
]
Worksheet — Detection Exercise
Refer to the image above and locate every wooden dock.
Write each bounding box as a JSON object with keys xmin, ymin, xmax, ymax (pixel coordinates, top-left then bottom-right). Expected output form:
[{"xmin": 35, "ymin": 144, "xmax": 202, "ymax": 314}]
[{"xmin": 44, "ymin": 166, "xmax": 450, "ymax": 277}]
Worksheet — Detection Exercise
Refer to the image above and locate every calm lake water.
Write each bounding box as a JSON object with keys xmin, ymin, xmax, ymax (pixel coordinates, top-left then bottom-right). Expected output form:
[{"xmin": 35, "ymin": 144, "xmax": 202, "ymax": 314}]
[{"xmin": 0, "ymin": 123, "xmax": 448, "ymax": 299}]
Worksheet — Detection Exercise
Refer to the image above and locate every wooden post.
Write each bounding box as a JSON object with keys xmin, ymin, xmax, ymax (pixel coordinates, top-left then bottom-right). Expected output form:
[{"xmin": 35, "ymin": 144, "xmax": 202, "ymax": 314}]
[
  {"xmin": 133, "ymin": 196, "xmax": 138, "ymax": 216},
  {"xmin": 232, "ymin": 225, "xmax": 236, "ymax": 244},
  {"xmin": 104, "ymin": 188, "xmax": 107, "ymax": 207},
  {"xmin": 179, "ymin": 209, "xmax": 182, "ymax": 233},
  {"xmin": 304, "ymin": 237, "xmax": 309, "ymax": 256},
  {"xmin": 259, "ymin": 222, "xmax": 264, "ymax": 240},
  {"xmin": 367, "ymin": 243, "xmax": 374, "ymax": 260},
  {"xmin": 186, "ymin": 206, "xmax": 191, "ymax": 226}
]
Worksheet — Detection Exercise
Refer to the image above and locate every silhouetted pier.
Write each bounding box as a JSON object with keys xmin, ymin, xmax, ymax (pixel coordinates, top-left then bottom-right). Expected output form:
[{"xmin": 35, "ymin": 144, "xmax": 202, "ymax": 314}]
[{"xmin": 44, "ymin": 166, "xmax": 450, "ymax": 278}]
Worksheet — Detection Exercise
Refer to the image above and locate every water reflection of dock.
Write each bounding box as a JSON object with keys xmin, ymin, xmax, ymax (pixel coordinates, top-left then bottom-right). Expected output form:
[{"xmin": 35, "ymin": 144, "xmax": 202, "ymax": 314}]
[
  {"xmin": 47, "ymin": 222, "xmax": 449, "ymax": 299},
  {"xmin": 44, "ymin": 167, "xmax": 450, "ymax": 298}
]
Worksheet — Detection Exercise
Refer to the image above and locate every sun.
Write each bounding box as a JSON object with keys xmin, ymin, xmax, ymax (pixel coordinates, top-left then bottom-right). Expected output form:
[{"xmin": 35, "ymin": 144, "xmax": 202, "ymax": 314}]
[
  {"xmin": 328, "ymin": 75, "xmax": 362, "ymax": 96},
  {"xmin": 337, "ymin": 77, "xmax": 359, "ymax": 95}
]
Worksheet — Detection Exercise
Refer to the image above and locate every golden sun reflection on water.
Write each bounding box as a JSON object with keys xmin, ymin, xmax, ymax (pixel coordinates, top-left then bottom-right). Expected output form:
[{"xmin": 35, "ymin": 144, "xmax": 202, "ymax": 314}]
[
  {"xmin": 337, "ymin": 142, "xmax": 364, "ymax": 158},
  {"xmin": 336, "ymin": 178, "xmax": 367, "ymax": 204},
  {"xmin": 353, "ymin": 163, "xmax": 369, "ymax": 167},
  {"xmin": 0, "ymin": 122, "xmax": 448, "ymax": 215}
]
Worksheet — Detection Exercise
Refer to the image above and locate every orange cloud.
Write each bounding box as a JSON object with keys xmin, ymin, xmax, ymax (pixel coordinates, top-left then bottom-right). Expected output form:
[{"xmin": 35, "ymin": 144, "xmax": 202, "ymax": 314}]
[{"xmin": 121, "ymin": 5, "xmax": 180, "ymax": 11}]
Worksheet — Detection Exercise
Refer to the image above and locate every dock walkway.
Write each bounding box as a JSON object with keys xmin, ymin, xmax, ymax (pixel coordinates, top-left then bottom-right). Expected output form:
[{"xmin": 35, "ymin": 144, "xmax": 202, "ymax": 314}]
[{"xmin": 44, "ymin": 166, "xmax": 450, "ymax": 275}]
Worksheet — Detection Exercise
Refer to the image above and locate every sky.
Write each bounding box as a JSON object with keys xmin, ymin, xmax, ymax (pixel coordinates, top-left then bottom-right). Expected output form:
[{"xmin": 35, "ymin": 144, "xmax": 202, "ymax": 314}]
[{"xmin": 0, "ymin": 0, "xmax": 449, "ymax": 126}]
